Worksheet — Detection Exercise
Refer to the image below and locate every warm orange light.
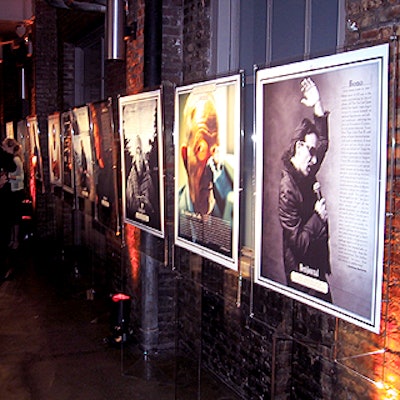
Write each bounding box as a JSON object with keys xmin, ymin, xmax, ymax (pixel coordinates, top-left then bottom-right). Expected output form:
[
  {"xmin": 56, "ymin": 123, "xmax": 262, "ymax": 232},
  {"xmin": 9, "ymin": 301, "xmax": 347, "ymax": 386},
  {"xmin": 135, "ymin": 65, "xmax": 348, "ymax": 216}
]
[
  {"xmin": 376, "ymin": 381, "xmax": 385, "ymax": 390},
  {"xmin": 125, "ymin": 224, "xmax": 141, "ymax": 288},
  {"xmin": 375, "ymin": 379, "xmax": 399, "ymax": 400},
  {"xmin": 29, "ymin": 162, "xmax": 36, "ymax": 210}
]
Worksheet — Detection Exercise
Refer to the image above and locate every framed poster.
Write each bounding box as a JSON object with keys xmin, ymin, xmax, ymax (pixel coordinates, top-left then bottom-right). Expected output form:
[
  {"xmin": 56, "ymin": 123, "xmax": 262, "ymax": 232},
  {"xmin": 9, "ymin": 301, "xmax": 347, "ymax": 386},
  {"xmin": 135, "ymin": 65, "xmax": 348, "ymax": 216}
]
[
  {"xmin": 16, "ymin": 120, "xmax": 29, "ymax": 175},
  {"xmin": 6, "ymin": 121, "xmax": 14, "ymax": 138},
  {"xmin": 72, "ymin": 105, "xmax": 95, "ymax": 201},
  {"xmin": 119, "ymin": 89, "xmax": 164, "ymax": 238},
  {"xmin": 89, "ymin": 99, "xmax": 119, "ymax": 231},
  {"xmin": 27, "ymin": 116, "xmax": 44, "ymax": 194},
  {"xmin": 255, "ymin": 44, "xmax": 389, "ymax": 332},
  {"xmin": 16, "ymin": 119, "xmax": 30, "ymax": 195},
  {"xmin": 61, "ymin": 111, "xmax": 74, "ymax": 194},
  {"xmin": 174, "ymin": 74, "xmax": 242, "ymax": 270},
  {"xmin": 48, "ymin": 112, "xmax": 62, "ymax": 187}
]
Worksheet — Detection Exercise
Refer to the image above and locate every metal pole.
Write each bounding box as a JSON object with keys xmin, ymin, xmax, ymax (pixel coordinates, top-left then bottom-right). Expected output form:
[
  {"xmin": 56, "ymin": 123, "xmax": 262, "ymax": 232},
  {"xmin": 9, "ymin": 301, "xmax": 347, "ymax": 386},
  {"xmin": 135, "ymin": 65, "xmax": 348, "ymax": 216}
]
[
  {"xmin": 106, "ymin": 0, "xmax": 125, "ymax": 60},
  {"xmin": 140, "ymin": 0, "xmax": 162, "ymax": 354}
]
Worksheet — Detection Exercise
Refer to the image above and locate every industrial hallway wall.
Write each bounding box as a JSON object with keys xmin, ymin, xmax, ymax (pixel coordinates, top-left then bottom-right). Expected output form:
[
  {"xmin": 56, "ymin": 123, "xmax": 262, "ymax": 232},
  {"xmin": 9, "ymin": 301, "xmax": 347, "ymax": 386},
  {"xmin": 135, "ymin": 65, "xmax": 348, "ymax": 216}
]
[{"xmin": 27, "ymin": 1, "xmax": 400, "ymax": 399}]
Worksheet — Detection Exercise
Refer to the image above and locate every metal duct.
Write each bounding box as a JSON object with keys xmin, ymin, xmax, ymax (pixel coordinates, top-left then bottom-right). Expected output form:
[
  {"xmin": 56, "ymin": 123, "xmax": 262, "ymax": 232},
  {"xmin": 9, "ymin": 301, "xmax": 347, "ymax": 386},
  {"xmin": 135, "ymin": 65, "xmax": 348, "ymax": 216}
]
[
  {"xmin": 144, "ymin": 0, "xmax": 162, "ymax": 87},
  {"xmin": 45, "ymin": 0, "xmax": 70, "ymax": 9},
  {"xmin": 69, "ymin": 2, "xmax": 106, "ymax": 12},
  {"xmin": 45, "ymin": 0, "xmax": 106, "ymax": 12},
  {"xmin": 105, "ymin": 0, "xmax": 125, "ymax": 60}
]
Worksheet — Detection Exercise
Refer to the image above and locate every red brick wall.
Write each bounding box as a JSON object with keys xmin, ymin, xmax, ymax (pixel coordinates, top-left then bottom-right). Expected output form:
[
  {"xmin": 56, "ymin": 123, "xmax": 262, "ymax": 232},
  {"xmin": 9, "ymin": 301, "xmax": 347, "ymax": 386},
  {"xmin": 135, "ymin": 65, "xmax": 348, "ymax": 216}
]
[
  {"xmin": 126, "ymin": 0, "xmax": 145, "ymax": 94},
  {"xmin": 162, "ymin": 0, "xmax": 183, "ymax": 84}
]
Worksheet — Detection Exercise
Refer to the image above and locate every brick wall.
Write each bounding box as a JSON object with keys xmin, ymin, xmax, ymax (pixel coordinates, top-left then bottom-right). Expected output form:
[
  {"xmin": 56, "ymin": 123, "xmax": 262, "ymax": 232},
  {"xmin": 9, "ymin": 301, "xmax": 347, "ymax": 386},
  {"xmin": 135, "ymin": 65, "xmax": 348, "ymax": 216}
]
[
  {"xmin": 32, "ymin": 0, "xmax": 59, "ymax": 236},
  {"xmin": 164, "ymin": 1, "xmax": 400, "ymax": 399},
  {"xmin": 182, "ymin": 0, "xmax": 211, "ymax": 81},
  {"xmin": 126, "ymin": 0, "xmax": 145, "ymax": 94}
]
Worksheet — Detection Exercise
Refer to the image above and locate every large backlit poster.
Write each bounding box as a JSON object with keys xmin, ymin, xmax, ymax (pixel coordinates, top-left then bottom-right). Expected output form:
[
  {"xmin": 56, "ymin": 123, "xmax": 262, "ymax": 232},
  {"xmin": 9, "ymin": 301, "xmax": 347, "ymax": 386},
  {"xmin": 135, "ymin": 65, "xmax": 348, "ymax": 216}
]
[
  {"xmin": 255, "ymin": 44, "xmax": 388, "ymax": 332},
  {"xmin": 61, "ymin": 111, "xmax": 74, "ymax": 194},
  {"xmin": 89, "ymin": 100, "xmax": 119, "ymax": 231},
  {"xmin": 48, "ymin": 112, "xmax": 62, "ymax": 186},
  {"xmin": 27, "ymin": 116, "xmax": 44, "ymax": 194},
  {"xmin": 72, "ymin": 105, "xmax": 95, "ymax": 201},
  {"xmin": 174, "ymin": 74, "xmax": 242, "ymax": 270},
  {"xmin": 119, "ymin": 90, "xmax": 164, "ymax": 237}
]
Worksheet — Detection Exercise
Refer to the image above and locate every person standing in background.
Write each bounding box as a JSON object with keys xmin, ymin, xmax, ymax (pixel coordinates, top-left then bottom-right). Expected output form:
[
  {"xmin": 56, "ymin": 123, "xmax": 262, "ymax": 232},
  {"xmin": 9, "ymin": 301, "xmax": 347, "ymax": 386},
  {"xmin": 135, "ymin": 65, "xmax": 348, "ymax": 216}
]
[
  {"xmin": 0, "ymin": 137, "xmax": 16, "ymax": 278},
  {"xmin": 2, "ymin": 138, "xmax": 24, "ymax": 250}
]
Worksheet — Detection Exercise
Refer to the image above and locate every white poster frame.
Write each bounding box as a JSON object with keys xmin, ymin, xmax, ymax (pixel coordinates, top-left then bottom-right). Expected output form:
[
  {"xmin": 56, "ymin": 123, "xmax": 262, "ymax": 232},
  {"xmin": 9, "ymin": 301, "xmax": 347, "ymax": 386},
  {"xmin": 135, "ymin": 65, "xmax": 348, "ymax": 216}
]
[
  {"xmin": 119, "ymin": 89, "xmax": 165, "ymax": 238},
  {"xmin": 174, "ymin": 74, "xmax": 242, "ymax": 271},
  {"xmin": 254, "ymin": 44, "xmax": 389, "ymax": 333},
  {"xmin": 26, "ymin": 115, "xmax": 44, "ymax": 194},
  {"xmin": 48, "ymin": 112, "xmax": 62, "ymax": 187}
]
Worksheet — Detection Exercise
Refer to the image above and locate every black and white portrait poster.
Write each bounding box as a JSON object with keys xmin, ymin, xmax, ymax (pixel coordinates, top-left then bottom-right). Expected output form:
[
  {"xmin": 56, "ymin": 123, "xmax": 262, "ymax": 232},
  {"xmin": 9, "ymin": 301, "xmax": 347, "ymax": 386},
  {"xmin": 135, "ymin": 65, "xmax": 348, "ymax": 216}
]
[
  {"xmin": 174, "ymin": 75, "xmax": 242, "ymax": 270},
  {"xmin": 48, "ymin": 112, "xmax": 62, "ymax": 186},
  {"xmin": 255, "ymin": 44, "xmax": 389, "ymax": 332},
  {"xmin": 119, "ymin": 90, "xmax": 164, "ymax": 238},
  {"xmin": 89, "ymin": 100, "xmax": 118, "ymax": 231},
  {"xmin": 61, "ymin": 111, "xmax": 74, "ymax": 194},
  {"xmin": 72, "ymin": 105, "xmax": 95, "ymax": 201}
]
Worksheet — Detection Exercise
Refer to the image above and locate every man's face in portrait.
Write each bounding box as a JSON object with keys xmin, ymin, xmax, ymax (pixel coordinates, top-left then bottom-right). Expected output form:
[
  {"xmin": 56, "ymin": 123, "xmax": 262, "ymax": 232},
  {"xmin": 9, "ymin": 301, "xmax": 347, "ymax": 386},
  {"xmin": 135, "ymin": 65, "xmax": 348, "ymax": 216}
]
[
  {"xmin": 294, "ymin": 132, "xmax": 318, "ymax": 176},
  {"xmin": 181, "ymin": 95, "xmax": 219, "ymax": 214}
]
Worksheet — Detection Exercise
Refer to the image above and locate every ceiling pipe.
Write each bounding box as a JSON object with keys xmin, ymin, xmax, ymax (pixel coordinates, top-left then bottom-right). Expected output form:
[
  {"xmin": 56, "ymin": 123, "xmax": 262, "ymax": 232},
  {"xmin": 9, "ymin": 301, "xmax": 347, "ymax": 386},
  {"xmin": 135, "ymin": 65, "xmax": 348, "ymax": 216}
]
[
  {"xmin": 105, "ymin": 0, "xmax": 125, "ymax": 60},
  {"xmin": 45, "ymin": 0, "xmax": 70, "ymax": 9},
  {"xmin": 45, "ymin": 0, "xmax": 106, "ymax": 13},
  {"xmin": 69, "ymin": 1, "xmax": 106, "ymax": 12},
  {"xmin": 46, "ymin": 0, "xmax": 125, "ymax": 60},
  {"xmin": 144, "ymin": 0, "xmax": 162, "ymax": 87}
]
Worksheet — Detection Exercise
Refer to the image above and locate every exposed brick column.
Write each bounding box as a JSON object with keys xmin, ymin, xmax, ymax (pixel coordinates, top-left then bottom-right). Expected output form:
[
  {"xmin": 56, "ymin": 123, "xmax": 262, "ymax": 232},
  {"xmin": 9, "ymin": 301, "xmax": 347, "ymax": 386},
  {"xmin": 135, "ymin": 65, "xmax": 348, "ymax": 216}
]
[
  {"xmin": 126, "ymin": 0, "xmax": 145, "ymax": 94},
  {"xmin": 31, "ymin": 0, "xmax": 59, "ymax": 238}
]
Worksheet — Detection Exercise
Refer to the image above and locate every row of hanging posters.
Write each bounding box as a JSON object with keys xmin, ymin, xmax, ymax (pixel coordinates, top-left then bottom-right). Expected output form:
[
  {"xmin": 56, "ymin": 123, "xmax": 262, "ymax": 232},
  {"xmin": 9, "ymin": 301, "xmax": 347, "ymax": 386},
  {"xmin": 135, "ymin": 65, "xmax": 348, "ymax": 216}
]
[
  {"xmin": 15, "ymin": 44, "xmax": 388, "ymax": 333},
  {"xmin": 49, "ymin": 100, "xmax": 118, "ymax": 229}
]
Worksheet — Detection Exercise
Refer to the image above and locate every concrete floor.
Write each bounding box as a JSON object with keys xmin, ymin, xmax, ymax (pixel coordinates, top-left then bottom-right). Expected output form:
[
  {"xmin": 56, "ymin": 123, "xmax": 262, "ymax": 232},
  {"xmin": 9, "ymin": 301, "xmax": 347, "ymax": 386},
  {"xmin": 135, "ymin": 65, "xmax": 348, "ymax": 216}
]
[{"xmin": 0, "ymin": 241, "xmax": 241, "ymax": 400}]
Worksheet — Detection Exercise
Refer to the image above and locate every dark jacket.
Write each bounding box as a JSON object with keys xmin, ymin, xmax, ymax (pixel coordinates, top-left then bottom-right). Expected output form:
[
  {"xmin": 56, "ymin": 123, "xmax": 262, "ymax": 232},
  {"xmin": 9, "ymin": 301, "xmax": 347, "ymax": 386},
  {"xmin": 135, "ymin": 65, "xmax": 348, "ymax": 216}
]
[
  {"xmin": 278, "ymin": 113, "xmax": 331, "ymax": 289},
  {"xmin": 0, "ymin": 147, "xmax": 16, "ymax": 172},
  {"xmin": 0, "ymin": 147, "xmax": 16, "ymax": 190}
]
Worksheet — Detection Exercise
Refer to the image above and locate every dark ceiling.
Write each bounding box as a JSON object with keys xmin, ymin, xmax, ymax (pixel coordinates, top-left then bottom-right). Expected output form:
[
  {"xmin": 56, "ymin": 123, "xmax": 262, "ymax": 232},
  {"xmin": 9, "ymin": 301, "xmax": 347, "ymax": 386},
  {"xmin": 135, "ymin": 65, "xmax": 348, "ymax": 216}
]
[
  {"xmin": 47, "ymin": 0, "xmax": 106, "ymax": 42},
  {"xmin": 57, "ymin": 8, "xmax": 104, "ymax": 43},
  {"xmin": 0, "ymin": 0, "xmax": 105, "ymax": 44}
]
